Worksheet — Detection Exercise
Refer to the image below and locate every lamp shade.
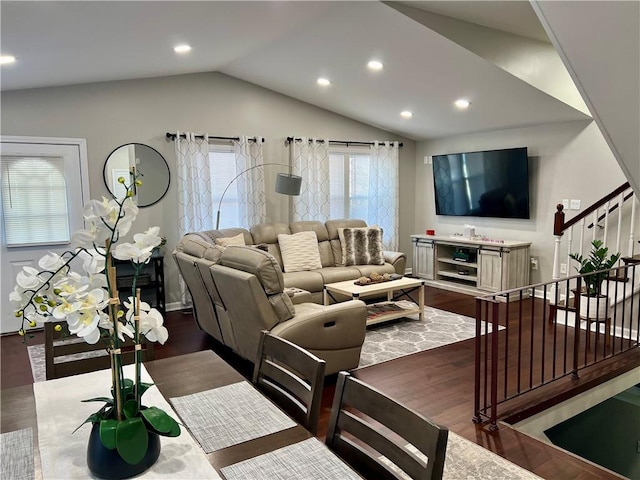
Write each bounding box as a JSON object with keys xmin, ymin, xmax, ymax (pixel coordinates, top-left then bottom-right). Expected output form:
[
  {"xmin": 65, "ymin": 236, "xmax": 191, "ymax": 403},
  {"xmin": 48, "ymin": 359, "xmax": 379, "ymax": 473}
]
[{"xmin": 275, "ymin": 173, "xmax": 302, "ymax": 196}]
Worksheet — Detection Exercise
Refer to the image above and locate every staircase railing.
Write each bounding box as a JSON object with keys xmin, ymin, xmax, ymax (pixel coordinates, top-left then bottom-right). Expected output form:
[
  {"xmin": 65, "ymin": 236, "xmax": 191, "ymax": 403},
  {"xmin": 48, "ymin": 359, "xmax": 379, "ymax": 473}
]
[
  {"xmin": 552, "ymin": 182, "xmax": 638, "ymax": 283},
  {"xmin": 473, "ymin": 263, "xmax": 640, "ymax": 429}
]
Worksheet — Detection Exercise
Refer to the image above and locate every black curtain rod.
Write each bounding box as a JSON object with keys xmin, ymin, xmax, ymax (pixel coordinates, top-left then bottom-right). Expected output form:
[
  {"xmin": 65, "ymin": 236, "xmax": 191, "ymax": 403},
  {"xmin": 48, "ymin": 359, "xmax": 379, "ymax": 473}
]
[
  {"xmin": 165, "ymin": 132, "xmax": 263, "ymax": 142},
  {"xmin": 286, "ymin": 136, "xmax": 403, "ymax": 148}
]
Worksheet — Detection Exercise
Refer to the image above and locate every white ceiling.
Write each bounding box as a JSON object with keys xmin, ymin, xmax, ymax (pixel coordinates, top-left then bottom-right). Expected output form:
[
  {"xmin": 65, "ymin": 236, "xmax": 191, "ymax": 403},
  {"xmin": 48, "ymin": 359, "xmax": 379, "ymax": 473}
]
[{"xmin": 0, "ymin": 1, "xmax": 589, "ymax": 140}]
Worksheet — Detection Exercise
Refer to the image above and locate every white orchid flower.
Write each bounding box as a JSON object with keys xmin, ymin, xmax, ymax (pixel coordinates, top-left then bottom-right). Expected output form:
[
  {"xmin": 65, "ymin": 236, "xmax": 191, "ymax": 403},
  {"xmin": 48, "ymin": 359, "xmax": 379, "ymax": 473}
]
[
  {"xmin": 16, "ymin": 266, "xmax": 43, "ymax": 290},
  {"xmin": 117, "ymin": 199, "xmax": 139, "ymax": 236},
  {"xmin": 67, "ymin": 311, "xmax": 101, "ymax": 344},
  {"xmin": 52, "ymin": 298, "xmax": 82, "ymax": 320},
  {"xmin": 113, "ymin": 243, "xmax": 153, "ymax": 264},
  {"xmin": 140, "ymin": 308, "xmax": 168, "ymax": 344},
  {"xmin": 133, "ymin": 227, "xmax": 162, "ymax": 250},
  {"xmin": 77, "ymin": 249, "xmax": 106, "ymax": 274},
  {"xmin": 38, "ymin": 252, "xmax": 66, "ymax": 271},
  {"xmin": 124, "ymin": 297, "xmax": 151, "ymax": 313}
]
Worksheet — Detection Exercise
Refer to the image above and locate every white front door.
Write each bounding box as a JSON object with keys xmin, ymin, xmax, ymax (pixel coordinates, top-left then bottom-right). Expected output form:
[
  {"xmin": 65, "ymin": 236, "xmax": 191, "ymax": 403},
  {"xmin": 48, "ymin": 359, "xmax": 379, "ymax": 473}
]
[{"xmin": 0, "ymin": 137, "xmax": 89, "ymax": 334}]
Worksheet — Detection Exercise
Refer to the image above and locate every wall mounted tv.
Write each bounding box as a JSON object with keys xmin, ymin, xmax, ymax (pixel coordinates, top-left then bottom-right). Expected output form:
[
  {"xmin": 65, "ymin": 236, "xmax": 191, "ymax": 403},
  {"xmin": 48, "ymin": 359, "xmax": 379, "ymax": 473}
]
[{"xmin": 432, "ymin": 147, "xmax": 530, "ymax": 219}]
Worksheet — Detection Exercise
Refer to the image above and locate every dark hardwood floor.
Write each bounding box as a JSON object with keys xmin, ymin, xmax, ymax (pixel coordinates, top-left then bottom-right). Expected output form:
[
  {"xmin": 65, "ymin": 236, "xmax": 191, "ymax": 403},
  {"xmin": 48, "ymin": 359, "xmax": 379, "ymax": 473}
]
[{"xmin": 2, "ymin": 286, "xmax": 637, "ymax": 479}]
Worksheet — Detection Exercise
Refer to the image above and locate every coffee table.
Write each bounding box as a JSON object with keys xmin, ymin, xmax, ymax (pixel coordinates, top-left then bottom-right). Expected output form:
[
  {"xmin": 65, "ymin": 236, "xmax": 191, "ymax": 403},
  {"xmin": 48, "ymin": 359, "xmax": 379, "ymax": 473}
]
[{"xmin": 323, "ymin": 277, "xmax": 424, "ymax": 326}]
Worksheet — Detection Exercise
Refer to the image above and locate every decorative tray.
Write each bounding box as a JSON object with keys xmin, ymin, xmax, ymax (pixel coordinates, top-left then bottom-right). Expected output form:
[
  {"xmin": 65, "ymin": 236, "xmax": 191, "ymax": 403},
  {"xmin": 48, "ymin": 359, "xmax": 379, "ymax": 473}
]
[{"xmin": 354, "ymin": 274, "xmax": 403, "ymax": 286}]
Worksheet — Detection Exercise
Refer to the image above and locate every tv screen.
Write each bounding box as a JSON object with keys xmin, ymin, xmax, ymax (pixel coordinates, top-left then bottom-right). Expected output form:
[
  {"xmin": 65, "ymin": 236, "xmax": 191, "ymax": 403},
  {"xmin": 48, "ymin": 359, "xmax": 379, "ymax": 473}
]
[{"xmin": 432, "ymin": 147, "xmax": 530, "ymax": 219}]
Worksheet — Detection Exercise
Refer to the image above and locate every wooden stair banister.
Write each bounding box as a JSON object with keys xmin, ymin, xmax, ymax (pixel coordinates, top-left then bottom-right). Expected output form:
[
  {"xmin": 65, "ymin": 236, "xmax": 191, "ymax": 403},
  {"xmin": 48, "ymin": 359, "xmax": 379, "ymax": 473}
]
[{"xmin": 554, "ymin": 182, "xmax": 630, "ymax": 236}]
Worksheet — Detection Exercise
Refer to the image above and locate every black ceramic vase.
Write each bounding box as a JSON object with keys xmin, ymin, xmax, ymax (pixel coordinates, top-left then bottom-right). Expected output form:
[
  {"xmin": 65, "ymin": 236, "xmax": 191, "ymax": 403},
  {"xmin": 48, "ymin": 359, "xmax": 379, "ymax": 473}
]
[{"xmin": 86, "ymin": 423, "xmax": 161, "ymax": 479}]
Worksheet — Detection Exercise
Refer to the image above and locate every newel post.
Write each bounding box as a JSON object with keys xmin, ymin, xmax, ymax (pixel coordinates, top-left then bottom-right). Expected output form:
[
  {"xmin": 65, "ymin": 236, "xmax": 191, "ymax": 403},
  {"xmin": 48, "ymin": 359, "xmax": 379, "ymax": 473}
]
[{"xmin": 552, "ymin": 204, "xmax": 565, "ymax": 282}]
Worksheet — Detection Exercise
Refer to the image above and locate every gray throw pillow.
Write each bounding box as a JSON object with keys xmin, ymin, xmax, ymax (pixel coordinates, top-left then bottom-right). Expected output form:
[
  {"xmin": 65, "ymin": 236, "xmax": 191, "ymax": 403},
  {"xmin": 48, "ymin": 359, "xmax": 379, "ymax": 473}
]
[{"xmin": 339, "ymin": 226, "xmax": 385, "ymax": 266}]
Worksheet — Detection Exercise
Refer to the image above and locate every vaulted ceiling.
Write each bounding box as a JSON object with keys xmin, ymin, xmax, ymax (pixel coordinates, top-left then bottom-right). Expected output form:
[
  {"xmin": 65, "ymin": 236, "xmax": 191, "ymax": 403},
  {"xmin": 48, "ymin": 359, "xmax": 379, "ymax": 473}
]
[{"xmin": 1, "ymin": 1, "xmax": 590, "ymax": 141}]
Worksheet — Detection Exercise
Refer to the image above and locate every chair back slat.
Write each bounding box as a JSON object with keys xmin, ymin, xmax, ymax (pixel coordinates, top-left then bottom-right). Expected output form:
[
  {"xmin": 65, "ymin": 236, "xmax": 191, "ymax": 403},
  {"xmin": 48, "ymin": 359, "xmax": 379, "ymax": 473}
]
[
  {"xmin": 260, "ymin": 359, "xmax": 312, "ymax": 405},
  {"xmin": 44, "ymin": 321, "xmax": 154, "ymax": 380},
  {"xmin": 326, "ymin": 372, "xmax": 448, "ymax": 480},
  {"xmin": 252, "ymin": 331, "xmax": 326, "ymax": 435}
]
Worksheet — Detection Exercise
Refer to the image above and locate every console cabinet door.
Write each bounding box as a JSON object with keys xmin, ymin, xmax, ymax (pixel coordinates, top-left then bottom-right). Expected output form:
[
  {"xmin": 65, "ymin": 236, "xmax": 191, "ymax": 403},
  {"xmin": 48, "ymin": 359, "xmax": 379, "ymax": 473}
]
[
  {"xmin": 412, "ymin": 239, "xmax": 434, "ymax": 280},
  {"xmin": 478, "ymin": 248, "xmax": 503, "ymax": 292}
]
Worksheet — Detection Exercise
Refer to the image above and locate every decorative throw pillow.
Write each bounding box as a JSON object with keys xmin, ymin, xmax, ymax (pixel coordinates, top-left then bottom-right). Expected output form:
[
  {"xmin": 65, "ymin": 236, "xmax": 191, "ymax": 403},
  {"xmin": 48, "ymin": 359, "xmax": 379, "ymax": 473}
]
[
  {"xmin": 277, "ymin": 231, "xmax": 323, "ymax": 273},
  {"xmin": 338, "ymin": 226, "xmax": 385, "ymax": 266},
  {"xmin": 215, "ymin": 233, "xmax": 246, "ymax": 247}
]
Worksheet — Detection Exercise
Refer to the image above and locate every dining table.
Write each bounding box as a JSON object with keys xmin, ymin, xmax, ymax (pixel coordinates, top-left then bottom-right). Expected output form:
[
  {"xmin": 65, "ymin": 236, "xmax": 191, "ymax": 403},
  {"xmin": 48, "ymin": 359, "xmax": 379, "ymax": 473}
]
[{"xmin": 0, "ymin": 349, "xmax": 360, "ymax": 480}]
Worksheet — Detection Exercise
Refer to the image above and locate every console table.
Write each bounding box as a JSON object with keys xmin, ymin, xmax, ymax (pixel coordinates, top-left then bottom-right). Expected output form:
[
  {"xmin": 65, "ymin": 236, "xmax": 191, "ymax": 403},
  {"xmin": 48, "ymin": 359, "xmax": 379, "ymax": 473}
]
[
  {"xmin": 114, "ymin": 249, "xmax": 165, "ymax": 316},
  {"xmin": 411, "ymin": 235, "xmax": 531, "ymax": 296}
]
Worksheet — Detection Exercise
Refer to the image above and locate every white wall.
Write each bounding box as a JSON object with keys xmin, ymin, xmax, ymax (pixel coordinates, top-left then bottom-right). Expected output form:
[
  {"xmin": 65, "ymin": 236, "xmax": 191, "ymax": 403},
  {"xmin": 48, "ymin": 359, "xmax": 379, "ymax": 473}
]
[
  {"xmin": 0, "ymin": 72, "xmax": 416, "ymax": 308},
  {"xmin": 414, "ymin": 120, "xmax": 629, "ymax": 283}
]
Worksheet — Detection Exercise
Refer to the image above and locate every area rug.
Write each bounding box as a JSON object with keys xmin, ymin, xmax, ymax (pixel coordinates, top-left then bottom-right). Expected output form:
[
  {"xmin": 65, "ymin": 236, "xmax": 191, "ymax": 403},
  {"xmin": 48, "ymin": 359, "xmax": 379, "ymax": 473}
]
[
  {"xmin": 358, "ymin": 301, "xmax": 487, "ymax": 368},
  {"xmin": 380, "ymin": 431, "xmax": 542, "ymax": 479},
  {"xmin": 28, "ymin": 304, "xmax": 490, "ymax": 379}
]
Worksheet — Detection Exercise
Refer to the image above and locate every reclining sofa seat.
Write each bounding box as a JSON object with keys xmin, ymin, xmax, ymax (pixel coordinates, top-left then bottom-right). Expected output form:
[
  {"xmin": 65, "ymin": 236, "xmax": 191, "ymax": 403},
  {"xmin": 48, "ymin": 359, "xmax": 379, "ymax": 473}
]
[
  {"xmin": 211, "ymin": 246, "xmax": 367, "ymax": 374},
  {"xmin": 173, "ymin": 219, "xmax": 406, "ymax": 373}
]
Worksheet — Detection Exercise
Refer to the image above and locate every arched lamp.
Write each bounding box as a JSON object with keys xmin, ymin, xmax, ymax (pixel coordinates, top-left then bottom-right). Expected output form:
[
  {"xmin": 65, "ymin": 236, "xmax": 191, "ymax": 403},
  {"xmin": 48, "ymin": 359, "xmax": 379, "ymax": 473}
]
[{"xmin": 216, "ymin": 163, "xmax": 302, "ymax": 229}]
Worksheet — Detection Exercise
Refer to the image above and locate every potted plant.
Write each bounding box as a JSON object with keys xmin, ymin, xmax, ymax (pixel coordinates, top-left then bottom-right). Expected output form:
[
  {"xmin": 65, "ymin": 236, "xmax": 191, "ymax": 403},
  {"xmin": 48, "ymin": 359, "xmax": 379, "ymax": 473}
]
[
  {"xmin": 569, "ymin": 239, "xmax": 620, "ymax": 319},
  {"xmin": 11, "ymin": 172, "xmax": 180, "ymax": 479}
]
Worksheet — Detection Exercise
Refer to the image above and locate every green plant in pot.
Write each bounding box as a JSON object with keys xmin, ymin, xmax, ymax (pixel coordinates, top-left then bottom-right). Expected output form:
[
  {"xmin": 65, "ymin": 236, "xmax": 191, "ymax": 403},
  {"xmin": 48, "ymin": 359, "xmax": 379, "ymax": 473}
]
[
  {"xmin": 10, "ymin": 172, "xmax": 180, "ymax": 479},
  {"xmin": 569, "ymin": 239, "xmax": 620, "ymax": 319}
]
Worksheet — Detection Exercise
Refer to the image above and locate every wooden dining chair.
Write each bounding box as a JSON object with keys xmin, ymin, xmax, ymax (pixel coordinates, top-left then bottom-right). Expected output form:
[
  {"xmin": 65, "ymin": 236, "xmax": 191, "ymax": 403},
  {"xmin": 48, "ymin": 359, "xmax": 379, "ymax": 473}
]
[
  {"xmin": 44, "ymin": 321, "xmax": 155, "ymax": 380},
  {"xmin": 326, "ymin": 371, "xmax": 449, "ymax": 480},
  {"xmin": 252, "ymin": 330, "xmax": 326, "ymax": 435}
]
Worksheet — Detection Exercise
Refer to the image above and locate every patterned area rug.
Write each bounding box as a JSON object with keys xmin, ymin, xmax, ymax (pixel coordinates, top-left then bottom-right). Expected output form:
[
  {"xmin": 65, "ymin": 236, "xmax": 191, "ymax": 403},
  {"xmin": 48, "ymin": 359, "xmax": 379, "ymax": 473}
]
[
  {"xmin": 380, "ymin": 432, "xmax": 542, "ymax": 479},
  {"xmin": 28, "ymin": 304, "xmax": 489, "ymax": 379},
  {"xmin": 358, "ymin": 302, "xmax": 487, "ymax": 368}
]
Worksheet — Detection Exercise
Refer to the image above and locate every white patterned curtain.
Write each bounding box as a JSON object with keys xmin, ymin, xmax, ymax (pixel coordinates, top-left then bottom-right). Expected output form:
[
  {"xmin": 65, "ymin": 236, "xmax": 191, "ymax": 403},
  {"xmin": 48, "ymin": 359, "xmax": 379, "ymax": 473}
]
[
  {"xmin": 369, "ymin": 141, "xmax": 399, "ymax": 251},
  {"xmin": 175, "ymin": 131, "xmax": 210, "ymax": 304},
  {"xmin": 291, "ymin": 137, "xmax": 331, "ymax": 221},
  {"xmin": 232, "ymin": 136, "xmax": 266, "ymax": 228}
]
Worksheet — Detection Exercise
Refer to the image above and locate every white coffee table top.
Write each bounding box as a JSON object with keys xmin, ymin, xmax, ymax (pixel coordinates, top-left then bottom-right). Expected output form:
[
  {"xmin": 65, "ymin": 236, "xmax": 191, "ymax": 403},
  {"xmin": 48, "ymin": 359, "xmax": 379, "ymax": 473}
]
[{"xmin": 324, "ymin": 277, "xmax": 423, "ymax": 297}]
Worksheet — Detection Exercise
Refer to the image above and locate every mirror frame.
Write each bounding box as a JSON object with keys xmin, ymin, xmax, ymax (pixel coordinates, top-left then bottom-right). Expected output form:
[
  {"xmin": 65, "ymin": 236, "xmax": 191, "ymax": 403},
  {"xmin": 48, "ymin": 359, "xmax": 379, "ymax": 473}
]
[{"xmin": 103, "ymin": 143, "xmax": 170, "ymax": 208}]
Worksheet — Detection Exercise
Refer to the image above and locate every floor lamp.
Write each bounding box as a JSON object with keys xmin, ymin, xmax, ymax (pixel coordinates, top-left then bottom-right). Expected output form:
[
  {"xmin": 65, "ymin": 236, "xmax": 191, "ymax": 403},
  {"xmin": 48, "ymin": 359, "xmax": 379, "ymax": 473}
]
[{"xmin": 216, "ymin": 163, "xmax": 302, "ymax": 229}]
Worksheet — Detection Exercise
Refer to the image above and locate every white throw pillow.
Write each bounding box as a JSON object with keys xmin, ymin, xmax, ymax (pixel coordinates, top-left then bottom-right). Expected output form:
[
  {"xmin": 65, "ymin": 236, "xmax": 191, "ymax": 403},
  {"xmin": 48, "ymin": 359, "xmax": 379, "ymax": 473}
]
[
  {"xmin": 215, "ymin": 233, "xmax": 246, "ymax": 247},
  {"xmin": 277, "ymin": 231, "xmax": 323, "ymax": 273}
]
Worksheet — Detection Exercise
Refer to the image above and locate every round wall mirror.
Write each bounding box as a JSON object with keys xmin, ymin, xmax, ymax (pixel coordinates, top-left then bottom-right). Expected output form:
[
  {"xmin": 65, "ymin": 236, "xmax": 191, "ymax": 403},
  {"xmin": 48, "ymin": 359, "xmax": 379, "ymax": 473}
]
[{"xmin": 103, "ymin": 143, "xmax": 170, "ymax": 207}]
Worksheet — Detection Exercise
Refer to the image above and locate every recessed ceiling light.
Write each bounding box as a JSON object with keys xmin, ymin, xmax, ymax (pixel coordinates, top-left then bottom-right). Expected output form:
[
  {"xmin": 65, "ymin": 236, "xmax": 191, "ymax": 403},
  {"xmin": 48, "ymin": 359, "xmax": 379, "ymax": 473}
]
[
  {"xmin": 367, "ymin": 60, "xmax": 383, "ymax": 71},
  {"xmin": 400, "ymin": 111, "xmax": 413, "ymax": 118},
  {"xmin": 0, "ymin": 55, "xmax": 16, "ymax": 65},
  {"xmin": 454, "ymin": 99, "xmax": 471, "ymax": 109},
  {"xmin": 317, "ymin": 78, "xmax": 331, "ymax": 86},
  {"xmin": 173, "ymin": 44, "xmax": 192, "ymax": 54}
]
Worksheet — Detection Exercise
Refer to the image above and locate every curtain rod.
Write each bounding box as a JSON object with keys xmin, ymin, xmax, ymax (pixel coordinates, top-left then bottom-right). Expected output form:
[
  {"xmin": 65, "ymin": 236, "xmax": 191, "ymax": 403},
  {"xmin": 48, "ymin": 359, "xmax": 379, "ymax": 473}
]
[
  {"xmin": 286, "ymin": 136, "xmax": 403, "ymax": 148},
  {"xmin": 165, "ymin": 132, "xmax": 263, "ymax": 142}
]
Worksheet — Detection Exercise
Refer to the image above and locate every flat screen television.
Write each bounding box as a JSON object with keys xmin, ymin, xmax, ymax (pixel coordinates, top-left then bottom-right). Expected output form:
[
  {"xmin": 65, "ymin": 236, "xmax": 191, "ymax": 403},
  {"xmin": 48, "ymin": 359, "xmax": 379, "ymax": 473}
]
[{"xmin": 432, "ymin": 147, "xmax": 530, "ymax": 219}]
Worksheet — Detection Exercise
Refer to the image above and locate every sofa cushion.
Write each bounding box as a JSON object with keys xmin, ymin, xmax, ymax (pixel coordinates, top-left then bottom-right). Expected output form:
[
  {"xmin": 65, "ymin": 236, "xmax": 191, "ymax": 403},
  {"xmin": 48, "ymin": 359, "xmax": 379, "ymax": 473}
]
[
  {"xmin": 215, "ymin": 232, "xmax": 246, "ymax": 247},
  {"xmin": 317, "ymin": 266, "xmax": 362, "ymax": 285},
  {"xmin": 277, "ymin": 231, "xmax": 323, "ymax": 273},
  {"xmin": 282, "ymin": 270, "xmax": 325, "ymax": 293},
  {"xmin": 338, "ymin": 226, "xmax": 385, "ymax": 266},
  {"xmin": 219, "ymin": 246, "xmax": 285, "ymax": 295}
]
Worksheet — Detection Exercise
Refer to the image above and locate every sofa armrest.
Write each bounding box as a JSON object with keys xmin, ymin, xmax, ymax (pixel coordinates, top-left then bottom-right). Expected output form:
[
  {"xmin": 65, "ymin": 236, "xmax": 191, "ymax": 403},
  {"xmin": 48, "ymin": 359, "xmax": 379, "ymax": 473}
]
[
  {"xmin": 284, "ymin": 287, "xmax": 313, "ymax": 305},
  {"xmin": 384, "ymin": 250, "xmax": 407, "ymax": 275},
  {"xmin": 270, "ymin": 300, "xmax": 367, "ymax": 350}
]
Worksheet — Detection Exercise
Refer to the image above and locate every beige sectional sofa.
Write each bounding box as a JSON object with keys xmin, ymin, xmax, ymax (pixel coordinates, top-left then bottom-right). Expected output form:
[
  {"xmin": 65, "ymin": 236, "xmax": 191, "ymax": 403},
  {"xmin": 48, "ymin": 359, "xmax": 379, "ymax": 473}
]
[{"xmin": 173, "ymin": 219, "xmax": 406, "ymax": 373}]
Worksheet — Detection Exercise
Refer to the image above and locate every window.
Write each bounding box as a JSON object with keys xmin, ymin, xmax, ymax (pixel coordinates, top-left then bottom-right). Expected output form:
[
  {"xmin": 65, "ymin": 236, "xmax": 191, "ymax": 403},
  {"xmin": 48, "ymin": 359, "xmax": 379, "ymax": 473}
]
[
  {"xmin": 209, "ymin": 144, "xmax": 240, "ymax": 229},
  {"xmin": 1, "ymin": 156, "xmax": 70, "ymax": 246},
  {"xmin": 329, "ymin": 149, "xmax": 371, "ymax": 220}
]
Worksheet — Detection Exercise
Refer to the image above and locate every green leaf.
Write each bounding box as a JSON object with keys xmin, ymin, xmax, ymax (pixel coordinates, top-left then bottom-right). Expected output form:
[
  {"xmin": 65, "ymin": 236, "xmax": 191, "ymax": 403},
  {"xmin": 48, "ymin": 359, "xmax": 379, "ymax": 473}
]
[
  {"xmin": 72, "ymin": 412, "xmax": 103, "ymax": 434},
  {"xmin": 99, "ymin": 419, "xmax": 119, "ymax": 450},
  {"xmin": 116, "ymin": 418, "xmax": 148, "ymax": 465},
  {"xmin": 81, "ymin": 397, "xmax": 114, "ymax": 405},
  {"xmin": 141, "ymin": 407, "xmax": 181, "ymax": 436},
  {"xmin": 123, "ymin": 399, "xmax": 139, "ymax": 419},
  {"xmin": 138, "ymin": 382, "xmax": 154, "ymax": 399}
]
